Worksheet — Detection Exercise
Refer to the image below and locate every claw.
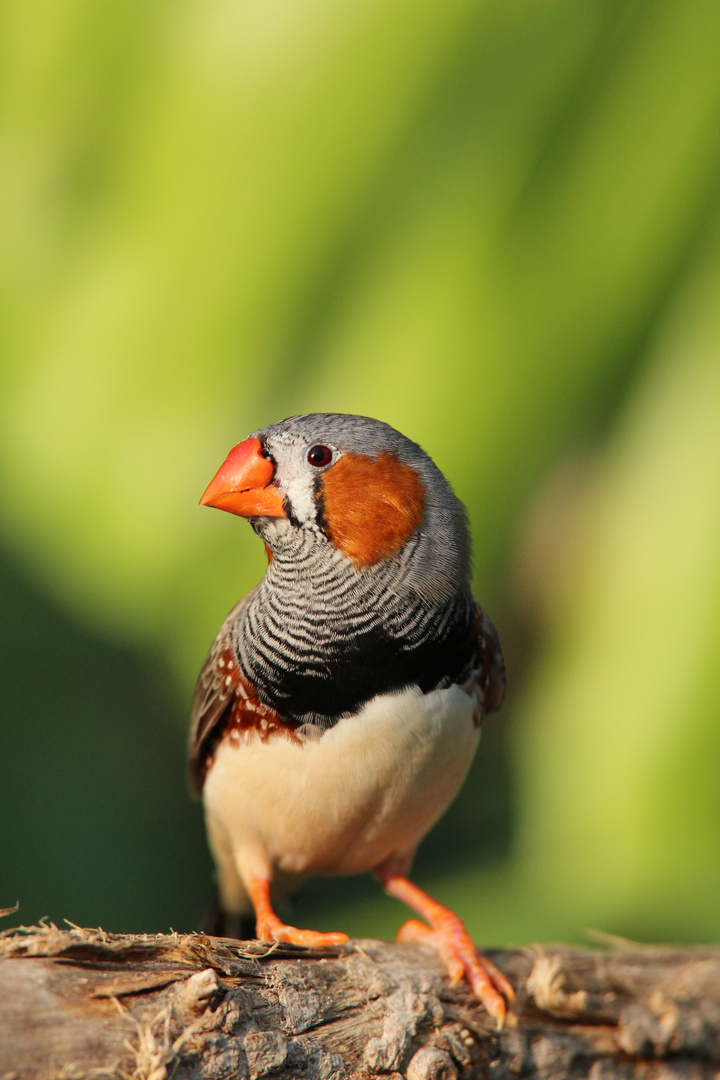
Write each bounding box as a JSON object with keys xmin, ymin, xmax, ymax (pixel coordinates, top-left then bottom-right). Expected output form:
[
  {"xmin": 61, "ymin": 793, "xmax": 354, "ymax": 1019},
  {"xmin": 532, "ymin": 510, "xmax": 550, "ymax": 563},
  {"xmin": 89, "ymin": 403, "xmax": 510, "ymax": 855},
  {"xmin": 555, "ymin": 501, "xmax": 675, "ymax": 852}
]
[
  {"xmin": 397, "ymin": 919, "xmax": 465, "ymax": 984},
  {"xmin": 378, "ymin": 870, "xmax": 514, "ymax": 1027},
  {"xmin": 248, "ymin": 876, "xmax": 348, "ymax": 949},
  {"xmin": 257, "ymin": 914, "xmax": 348, "ymax": 947}
]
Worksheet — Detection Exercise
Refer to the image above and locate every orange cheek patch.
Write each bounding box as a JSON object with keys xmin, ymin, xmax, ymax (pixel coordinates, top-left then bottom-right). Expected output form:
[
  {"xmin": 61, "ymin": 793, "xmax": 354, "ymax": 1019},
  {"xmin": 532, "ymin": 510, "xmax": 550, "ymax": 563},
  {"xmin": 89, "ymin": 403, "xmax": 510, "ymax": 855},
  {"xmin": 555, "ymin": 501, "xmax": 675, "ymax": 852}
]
[{"xmin": 319, "ymin": 452, "xmax": 426, "ymax": 567}]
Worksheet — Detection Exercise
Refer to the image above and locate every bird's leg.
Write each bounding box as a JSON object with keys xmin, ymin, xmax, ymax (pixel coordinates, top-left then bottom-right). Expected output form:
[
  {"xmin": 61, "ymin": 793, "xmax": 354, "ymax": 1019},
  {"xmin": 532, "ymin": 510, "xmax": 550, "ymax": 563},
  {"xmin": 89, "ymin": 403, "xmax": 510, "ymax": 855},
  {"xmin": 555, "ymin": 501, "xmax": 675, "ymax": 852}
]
[
  {"xmin": 246, "ymin": 876, "xmax": 349, "ymax": 948},
  {"xmin": 375, "ymin": 864, "xmax": 514, "ymax": 1027}
]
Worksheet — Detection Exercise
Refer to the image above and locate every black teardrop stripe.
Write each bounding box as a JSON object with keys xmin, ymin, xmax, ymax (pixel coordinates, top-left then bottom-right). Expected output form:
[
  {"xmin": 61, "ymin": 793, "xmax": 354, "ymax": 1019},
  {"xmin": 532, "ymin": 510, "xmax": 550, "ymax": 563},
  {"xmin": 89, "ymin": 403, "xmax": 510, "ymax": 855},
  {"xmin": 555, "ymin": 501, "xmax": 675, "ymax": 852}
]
[{"xmin": 232, "ymin": 528, "xmax": 480, "ymax": 727}]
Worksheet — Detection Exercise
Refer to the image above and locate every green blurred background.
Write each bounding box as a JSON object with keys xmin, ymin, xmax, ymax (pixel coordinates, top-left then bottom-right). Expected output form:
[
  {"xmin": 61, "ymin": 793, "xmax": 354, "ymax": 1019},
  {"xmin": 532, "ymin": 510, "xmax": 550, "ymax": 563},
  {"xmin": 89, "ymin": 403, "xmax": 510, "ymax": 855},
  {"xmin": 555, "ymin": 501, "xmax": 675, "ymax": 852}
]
[{"xmin": 2, "ymin": 0, "xmax": 720, "ymax": 946}]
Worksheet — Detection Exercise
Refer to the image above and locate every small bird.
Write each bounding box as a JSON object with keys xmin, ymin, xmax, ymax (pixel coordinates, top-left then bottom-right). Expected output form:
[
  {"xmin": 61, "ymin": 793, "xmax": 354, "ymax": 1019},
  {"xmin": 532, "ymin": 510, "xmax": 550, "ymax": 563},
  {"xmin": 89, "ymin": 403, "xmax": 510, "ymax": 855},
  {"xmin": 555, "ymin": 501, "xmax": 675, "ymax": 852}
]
[{"xmin": 189, "ymin": 413, "xmax": 513, "ymax": 1023}]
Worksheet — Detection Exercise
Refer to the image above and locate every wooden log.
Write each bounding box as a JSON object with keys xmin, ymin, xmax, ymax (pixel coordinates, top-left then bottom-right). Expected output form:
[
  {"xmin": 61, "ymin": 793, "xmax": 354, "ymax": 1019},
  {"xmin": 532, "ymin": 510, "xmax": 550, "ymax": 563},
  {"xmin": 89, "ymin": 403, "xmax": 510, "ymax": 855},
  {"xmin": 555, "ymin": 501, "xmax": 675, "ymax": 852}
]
[{"xmin": 1, "ymin": 923, "xmax": 719, "ymax": 1079}]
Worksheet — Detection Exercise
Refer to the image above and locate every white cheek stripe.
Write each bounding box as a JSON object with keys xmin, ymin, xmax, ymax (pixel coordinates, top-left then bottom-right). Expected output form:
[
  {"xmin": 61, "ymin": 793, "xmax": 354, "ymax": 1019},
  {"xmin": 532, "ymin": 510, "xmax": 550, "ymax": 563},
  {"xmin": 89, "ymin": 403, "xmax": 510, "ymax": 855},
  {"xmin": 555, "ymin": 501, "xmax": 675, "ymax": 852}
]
[{"xmin": 203, "ymin": 683, "xmax": 480, "ymax": 887}]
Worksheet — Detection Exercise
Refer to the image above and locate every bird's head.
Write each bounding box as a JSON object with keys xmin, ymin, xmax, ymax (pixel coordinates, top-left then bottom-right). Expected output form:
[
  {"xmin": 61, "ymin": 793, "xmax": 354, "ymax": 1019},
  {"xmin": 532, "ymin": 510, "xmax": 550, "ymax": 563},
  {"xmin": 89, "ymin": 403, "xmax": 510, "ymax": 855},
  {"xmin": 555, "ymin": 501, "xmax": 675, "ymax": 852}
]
[{"xmin": 200, "ymin": 413, "xmax": 471, "ymax": 603}]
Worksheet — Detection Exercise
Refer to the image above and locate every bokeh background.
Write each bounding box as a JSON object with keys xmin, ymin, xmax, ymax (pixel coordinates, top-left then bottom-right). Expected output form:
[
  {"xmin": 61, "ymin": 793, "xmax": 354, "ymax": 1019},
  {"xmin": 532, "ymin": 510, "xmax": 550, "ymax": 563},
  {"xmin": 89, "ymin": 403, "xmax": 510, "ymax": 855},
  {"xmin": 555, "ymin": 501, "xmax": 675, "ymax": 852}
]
[{"xmin": 2, "ymin": 0, "xmax": 720, "ymax": 946}]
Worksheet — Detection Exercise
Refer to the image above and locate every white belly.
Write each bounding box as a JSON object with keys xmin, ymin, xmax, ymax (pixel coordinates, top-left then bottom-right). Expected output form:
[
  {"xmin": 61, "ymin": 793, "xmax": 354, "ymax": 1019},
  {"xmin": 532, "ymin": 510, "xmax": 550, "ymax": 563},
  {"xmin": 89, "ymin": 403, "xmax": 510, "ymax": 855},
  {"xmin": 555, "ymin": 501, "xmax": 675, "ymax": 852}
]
[{"xmin": 203, "ymin": 683, "xmax": 479, "ymax": 892}]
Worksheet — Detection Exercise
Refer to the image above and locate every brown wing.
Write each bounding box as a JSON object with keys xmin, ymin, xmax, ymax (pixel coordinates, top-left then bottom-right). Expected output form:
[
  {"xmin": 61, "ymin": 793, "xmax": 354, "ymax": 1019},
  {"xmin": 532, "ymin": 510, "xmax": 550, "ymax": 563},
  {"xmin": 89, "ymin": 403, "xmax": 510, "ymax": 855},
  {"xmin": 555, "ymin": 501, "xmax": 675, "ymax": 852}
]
[
  {"xmin": 471, "ymin": 600, "xmax": 506, "ymax": 721},
  {"xmin": 188, "ymin": 595, "xmax": 252, "ymax": 798}
]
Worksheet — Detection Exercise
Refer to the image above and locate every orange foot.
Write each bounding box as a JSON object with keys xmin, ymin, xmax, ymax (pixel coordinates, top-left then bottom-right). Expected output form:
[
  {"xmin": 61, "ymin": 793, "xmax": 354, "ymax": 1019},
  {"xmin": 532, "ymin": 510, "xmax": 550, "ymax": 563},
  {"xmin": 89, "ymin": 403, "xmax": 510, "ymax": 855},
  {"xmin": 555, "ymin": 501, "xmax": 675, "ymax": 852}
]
[
  {"xmin": 378, "ymin": 872, "xmax": 514, "ymax": 1027},
  {"xmin": 247, "ymin": 877, "xmax": 348, "ymax": 948}
]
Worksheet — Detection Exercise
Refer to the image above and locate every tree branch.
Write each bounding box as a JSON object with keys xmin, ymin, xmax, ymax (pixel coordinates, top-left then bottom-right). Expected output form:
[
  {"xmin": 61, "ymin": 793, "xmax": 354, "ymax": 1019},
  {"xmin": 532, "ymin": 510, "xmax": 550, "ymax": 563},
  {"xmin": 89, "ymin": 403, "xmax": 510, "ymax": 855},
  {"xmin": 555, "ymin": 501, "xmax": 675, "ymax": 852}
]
[{"xmin": 1, "ymin": 924, "xmax": 719, "ymax": 1079}]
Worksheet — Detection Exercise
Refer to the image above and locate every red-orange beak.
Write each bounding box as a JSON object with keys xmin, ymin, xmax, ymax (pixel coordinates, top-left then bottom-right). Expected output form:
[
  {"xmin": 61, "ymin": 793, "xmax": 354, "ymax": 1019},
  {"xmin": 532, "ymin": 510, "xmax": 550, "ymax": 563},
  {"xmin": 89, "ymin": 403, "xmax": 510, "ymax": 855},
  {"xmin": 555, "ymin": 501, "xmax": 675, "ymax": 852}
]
[{"xmin": 200, "ymin": 437, "xmax": 286, "ymax": 518}]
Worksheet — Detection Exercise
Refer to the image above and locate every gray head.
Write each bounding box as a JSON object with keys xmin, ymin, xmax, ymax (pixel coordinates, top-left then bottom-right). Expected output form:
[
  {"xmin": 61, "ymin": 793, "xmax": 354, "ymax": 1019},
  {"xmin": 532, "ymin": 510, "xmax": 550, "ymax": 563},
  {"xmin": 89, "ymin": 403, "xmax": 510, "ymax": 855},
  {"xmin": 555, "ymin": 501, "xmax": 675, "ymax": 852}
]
[{"xmin": 201, "ymin": 413, "xmax": 472, "ymax": 604}]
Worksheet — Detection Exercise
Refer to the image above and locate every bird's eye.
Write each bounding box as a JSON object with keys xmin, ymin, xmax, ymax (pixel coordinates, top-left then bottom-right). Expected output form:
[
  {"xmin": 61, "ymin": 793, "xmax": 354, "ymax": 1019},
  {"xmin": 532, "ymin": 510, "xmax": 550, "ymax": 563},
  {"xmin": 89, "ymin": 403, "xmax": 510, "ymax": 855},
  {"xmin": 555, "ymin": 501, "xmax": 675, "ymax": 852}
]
[{"xmin": 307, "ymin": 444, "xmax": 333, "ymax": 468}]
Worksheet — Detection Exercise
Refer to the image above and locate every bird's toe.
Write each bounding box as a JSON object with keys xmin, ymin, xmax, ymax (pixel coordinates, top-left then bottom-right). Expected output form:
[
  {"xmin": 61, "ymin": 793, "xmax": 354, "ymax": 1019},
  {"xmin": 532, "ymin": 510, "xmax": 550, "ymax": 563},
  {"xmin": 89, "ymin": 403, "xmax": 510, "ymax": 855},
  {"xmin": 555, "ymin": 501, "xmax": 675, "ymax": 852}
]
[
  {"xmin": 398, "ymin": 912, "xmax": 513, "ymax": 1027},
  {"xmin": 256, "ymin": 913, "xmax": 348, "ymax": 948}
]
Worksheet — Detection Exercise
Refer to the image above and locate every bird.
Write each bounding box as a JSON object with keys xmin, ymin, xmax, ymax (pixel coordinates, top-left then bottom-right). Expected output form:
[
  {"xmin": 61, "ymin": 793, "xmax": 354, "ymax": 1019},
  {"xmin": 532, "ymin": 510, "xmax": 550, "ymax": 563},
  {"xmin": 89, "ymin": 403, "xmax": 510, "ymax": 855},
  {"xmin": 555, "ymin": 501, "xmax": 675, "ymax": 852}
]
[{"xmin": 189, "ymin": 413, "xmax": 513, "ymax": 1024}]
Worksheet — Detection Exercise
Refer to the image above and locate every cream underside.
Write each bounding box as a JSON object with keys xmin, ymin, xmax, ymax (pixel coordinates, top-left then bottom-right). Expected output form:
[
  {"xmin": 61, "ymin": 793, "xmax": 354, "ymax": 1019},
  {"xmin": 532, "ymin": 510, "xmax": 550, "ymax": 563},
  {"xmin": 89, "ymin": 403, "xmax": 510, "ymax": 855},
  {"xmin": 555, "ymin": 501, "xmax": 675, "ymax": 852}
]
[{"xmin": 203, "ymin": 683, "xmax": 479, "ymax": 914}]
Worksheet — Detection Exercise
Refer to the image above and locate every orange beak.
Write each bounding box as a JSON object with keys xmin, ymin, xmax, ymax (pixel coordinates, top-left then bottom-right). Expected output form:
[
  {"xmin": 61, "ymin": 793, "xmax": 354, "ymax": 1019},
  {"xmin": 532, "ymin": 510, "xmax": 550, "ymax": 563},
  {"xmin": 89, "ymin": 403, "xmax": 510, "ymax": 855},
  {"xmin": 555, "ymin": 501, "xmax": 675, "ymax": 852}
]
[{"xmin": 200, "ymin": 437, "xmax": 286, "ymax": 518}]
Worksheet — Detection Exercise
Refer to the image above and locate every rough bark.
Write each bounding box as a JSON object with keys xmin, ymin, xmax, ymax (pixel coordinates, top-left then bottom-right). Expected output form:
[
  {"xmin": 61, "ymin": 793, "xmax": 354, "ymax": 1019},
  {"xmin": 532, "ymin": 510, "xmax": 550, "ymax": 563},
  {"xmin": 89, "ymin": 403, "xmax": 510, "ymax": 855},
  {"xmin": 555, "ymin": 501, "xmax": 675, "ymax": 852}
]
[{"xmin": 1, "ymin": 923, "xmax": 719, "ymax": 1080}]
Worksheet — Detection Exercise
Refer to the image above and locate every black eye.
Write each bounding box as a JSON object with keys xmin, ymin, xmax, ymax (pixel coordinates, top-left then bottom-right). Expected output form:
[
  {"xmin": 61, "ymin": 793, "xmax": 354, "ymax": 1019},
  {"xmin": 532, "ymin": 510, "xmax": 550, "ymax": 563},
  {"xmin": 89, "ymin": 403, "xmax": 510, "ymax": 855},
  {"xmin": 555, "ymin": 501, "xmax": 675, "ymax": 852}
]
[{"xmin": 307, "ymin": 444, "xmax": 333, "ymax": 467}]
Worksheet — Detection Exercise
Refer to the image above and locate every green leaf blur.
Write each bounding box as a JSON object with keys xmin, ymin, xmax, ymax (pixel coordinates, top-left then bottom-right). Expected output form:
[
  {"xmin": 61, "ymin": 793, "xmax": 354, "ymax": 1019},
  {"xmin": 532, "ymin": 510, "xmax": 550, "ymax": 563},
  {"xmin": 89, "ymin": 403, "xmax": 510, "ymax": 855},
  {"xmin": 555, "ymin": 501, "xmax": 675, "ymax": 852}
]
[{"xmin": 1, "ymin": 0, "xmax": 719, "ymax": 942}]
